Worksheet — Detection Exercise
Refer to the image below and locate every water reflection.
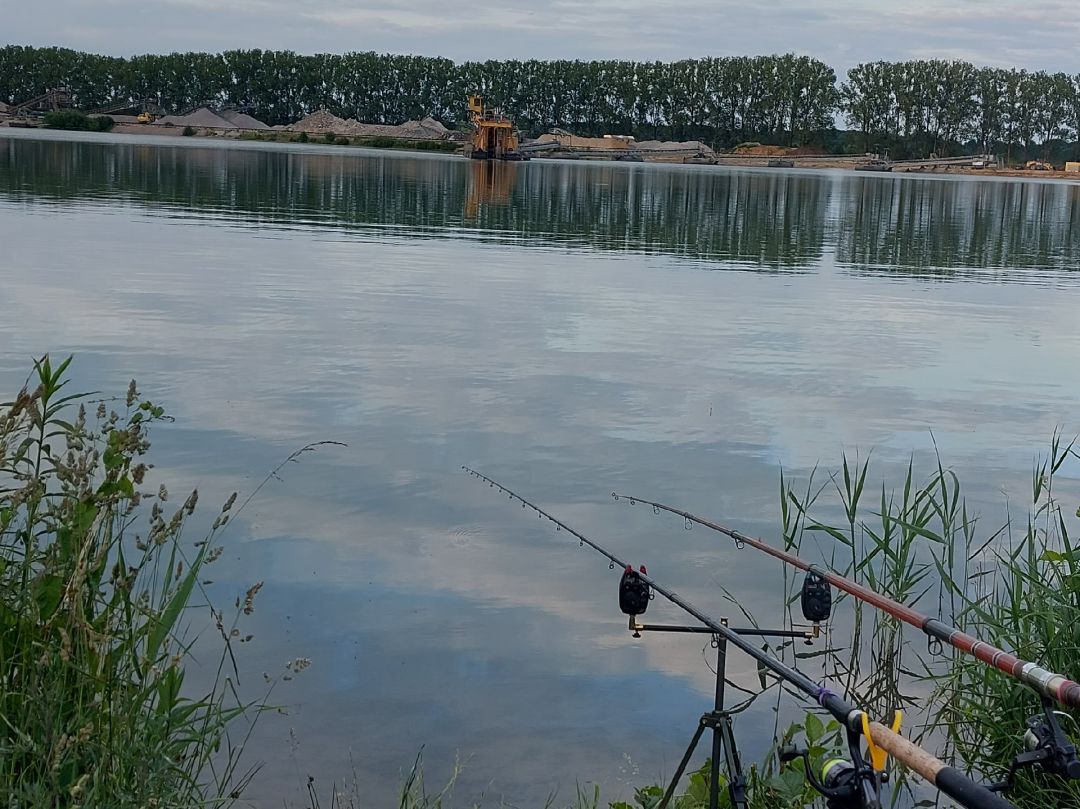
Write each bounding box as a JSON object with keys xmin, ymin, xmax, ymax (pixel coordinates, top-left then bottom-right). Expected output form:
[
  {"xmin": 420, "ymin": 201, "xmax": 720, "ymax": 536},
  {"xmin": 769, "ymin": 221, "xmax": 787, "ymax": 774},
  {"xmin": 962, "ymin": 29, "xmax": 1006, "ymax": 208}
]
[
  {"xmin": 8, "ymin": 131, "xmax": 1080, "ymax": 273},
  {"xmin": 833, "ymin": 176, "xmax": 1080, "ymax": 275},
  {"xmin": 5, "ymin": 131, "xmax": 1077, "ymax": 275},
  {"xmin": 464, "ymin": 160, "xmax": 518, "ymax": 218}
]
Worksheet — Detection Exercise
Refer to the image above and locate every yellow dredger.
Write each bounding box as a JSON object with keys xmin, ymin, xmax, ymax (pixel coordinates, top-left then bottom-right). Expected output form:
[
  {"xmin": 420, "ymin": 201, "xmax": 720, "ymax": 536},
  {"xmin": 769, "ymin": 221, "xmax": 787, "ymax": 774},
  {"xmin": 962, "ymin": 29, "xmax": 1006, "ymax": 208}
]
[{"xmin": 466, "ymin": 96, "xmax": 527, "ymax": 161}]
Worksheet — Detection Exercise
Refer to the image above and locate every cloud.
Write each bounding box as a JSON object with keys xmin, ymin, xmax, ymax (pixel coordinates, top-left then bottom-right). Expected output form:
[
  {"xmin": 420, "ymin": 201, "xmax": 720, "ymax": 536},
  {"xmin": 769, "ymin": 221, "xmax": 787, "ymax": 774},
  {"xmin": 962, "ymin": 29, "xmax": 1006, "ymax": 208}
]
[{"xmin": 6, "ymin": 0, "xmax": 1080, "ymax": 70}]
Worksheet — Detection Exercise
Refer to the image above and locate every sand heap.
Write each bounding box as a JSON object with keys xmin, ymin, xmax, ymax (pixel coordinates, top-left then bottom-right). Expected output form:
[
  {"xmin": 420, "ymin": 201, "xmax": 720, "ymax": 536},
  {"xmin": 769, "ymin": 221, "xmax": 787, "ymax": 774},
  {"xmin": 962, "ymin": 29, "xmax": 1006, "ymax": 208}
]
[
  {"xmin": 157, "ymin": 108, "xmax": 236, "ymax": 129},
  {"xmin": 155, "ymin": 107, "xmax": 270, "ymax": 130},
  {"xmin": 633, "ymin": 139, "xmax": 714, "ymax": 154},
  {"xmin": 536, "ymin": 132, "xmax": 632, "ymax": 150},
  {"xmin": 286, "ymin": 109, "xmax": 452, "ymax": 140},
  {"xmin": 219, "ymin": 109, "xmax": 269, "ymax": 129}
]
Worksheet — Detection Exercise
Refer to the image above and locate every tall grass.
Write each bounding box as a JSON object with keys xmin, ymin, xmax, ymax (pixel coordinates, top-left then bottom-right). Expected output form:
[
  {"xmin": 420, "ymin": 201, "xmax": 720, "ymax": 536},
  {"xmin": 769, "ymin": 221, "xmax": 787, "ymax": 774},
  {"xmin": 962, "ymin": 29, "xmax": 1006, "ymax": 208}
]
[{"xmin": 0, "ymin": 357, "xmax": 264, "ymax": 807}]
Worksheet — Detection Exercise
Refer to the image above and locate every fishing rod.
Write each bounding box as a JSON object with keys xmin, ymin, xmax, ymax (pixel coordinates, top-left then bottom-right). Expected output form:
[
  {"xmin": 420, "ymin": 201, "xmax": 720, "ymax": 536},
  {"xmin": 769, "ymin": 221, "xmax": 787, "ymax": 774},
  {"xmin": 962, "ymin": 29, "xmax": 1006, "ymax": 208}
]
[
  {"xmin": 611, "ymin": 492, "xmax": 1080, "ymax": 709},
  {"xmin": 463, "ymin": 467, "xmax": 1016, "ymax": 809},
  {"xmin": 611, "ymin": 492, "xmax": 1080, "ymax": 792}
]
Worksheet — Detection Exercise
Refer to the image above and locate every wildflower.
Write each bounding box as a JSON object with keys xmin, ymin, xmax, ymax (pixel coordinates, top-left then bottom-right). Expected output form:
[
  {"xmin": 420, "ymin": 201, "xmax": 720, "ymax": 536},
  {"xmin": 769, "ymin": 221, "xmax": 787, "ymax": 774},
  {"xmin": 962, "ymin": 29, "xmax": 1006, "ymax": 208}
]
[
  {"xmin": 126, "ymin": 379, "xmax": 138, "ymax": 407},
  {"xmin": 286, "ymin": 657, "xmax": 312, "ymax": 673}
]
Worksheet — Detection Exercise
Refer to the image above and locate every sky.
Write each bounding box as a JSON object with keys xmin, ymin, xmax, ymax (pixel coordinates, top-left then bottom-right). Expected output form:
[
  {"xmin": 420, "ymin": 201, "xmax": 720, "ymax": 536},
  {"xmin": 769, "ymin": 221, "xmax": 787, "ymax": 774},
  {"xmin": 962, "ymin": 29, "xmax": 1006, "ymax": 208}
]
[{"xmin": 6, "ymin": 0, "xmax": 1080, "ymax": 74}]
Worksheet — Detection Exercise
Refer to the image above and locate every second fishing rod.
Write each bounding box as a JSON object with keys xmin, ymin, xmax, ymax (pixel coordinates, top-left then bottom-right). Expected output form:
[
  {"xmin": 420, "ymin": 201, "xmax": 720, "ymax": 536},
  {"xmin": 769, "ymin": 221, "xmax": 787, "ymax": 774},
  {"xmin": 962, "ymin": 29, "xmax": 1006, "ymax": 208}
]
[{"xmin": 463, "ymin": 467, "xmax": 1016, "ymax": 809}]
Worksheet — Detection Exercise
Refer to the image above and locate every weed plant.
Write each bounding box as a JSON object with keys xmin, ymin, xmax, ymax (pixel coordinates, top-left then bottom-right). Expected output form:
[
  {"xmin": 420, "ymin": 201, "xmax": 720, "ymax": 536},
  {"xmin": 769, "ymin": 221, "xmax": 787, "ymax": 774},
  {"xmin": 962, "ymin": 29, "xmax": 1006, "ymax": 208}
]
[{"xmin": 0, "ymin": 357, "xmax": 265, "ymax": 807}]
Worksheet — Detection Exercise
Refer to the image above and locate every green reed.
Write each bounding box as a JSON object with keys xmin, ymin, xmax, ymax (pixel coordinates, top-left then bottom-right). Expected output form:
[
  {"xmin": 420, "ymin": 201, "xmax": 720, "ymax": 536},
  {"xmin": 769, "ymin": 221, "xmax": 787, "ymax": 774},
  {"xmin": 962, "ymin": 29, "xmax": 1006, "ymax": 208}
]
[
  {"xmin": 0, "ymin": 357, "xmax": 265, "ymax": 807},
  {"xmin": 775, "ymin": 438, "xmax": 1080, "ymax": 808}
]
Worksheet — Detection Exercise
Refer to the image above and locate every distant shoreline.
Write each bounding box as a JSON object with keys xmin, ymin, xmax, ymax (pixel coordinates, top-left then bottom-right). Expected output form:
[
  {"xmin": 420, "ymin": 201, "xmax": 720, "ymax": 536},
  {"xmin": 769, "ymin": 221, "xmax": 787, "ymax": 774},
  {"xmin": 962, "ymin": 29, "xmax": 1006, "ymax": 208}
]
[{"xmin": 4, "ymin": 125, "xmax": 1079, "ymax": 183}]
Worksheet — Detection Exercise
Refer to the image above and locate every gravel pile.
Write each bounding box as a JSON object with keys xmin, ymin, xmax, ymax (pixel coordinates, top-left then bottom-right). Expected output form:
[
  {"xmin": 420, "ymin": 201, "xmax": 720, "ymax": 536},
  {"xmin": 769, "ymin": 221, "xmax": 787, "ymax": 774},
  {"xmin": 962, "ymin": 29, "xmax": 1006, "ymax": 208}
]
[
  {"xmin": 397, "ymin": 116, "xmax": 450, "ymax": 138},
  {"xmin": 219, "ymin": 110, "xmax": 269, "ymax": 129}
]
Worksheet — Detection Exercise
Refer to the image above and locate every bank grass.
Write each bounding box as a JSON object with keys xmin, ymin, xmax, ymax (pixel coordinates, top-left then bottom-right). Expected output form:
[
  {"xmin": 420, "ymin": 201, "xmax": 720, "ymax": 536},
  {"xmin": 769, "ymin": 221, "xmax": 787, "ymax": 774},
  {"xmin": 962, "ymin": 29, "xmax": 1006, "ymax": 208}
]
[{"xmin": 0, "ymin": 356, "xmax": 274, "ymax": 807}]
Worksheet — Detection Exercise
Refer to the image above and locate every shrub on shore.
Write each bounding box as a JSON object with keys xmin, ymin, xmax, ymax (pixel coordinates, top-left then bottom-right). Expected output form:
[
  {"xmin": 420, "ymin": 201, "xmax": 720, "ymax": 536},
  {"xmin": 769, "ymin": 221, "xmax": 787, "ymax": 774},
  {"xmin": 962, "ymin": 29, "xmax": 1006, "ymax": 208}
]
[{"xmin": 43, "ymin": 111, "xmax": 114, "ymax": 132}]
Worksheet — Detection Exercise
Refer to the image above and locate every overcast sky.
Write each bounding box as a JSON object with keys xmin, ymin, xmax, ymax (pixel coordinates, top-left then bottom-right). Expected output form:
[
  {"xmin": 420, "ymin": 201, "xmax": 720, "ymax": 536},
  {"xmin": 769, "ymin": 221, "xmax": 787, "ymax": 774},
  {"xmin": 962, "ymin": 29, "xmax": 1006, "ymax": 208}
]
[{"xmin": 7, "ymin": 0, "xmax": 1080, "ymax": 74}]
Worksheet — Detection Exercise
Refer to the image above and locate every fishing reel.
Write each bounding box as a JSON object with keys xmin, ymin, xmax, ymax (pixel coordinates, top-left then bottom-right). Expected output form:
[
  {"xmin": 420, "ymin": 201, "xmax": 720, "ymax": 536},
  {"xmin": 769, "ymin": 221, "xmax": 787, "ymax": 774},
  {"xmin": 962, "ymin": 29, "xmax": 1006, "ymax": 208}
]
[
  {"xmin": 990, "ymin": 697, "xmax": 1080, "ymax": 792},
  {"xmin": 780, "ymin": 731, "xmax": 884, "ymax": 809},
  {"xmin": 619, "ymin": 565, "xmax": 651, "ymax": 618}
]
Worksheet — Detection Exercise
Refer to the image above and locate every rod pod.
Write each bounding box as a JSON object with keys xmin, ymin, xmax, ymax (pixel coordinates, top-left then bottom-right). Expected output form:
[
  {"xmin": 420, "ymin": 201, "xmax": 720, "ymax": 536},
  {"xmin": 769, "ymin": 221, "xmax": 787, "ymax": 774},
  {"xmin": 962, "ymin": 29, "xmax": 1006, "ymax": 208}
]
[{"xmin": 463, "ymin": 468, "xmax": 1017, "ymax": 809}]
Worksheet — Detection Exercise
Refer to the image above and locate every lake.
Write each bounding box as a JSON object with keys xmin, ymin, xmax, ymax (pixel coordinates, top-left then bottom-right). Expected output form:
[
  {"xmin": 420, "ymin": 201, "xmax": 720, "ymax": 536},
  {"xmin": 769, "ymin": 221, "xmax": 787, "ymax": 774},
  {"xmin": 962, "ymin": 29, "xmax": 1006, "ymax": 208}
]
[{"xmin": 2, "ymin": 129, "xmax": 1079, "ymax": 807}]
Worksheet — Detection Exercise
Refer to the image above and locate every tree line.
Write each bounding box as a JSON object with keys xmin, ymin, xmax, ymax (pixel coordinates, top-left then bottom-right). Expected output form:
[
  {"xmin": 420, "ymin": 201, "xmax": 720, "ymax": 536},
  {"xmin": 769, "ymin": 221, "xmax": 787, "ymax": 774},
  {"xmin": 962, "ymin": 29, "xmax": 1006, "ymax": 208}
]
[{"xmin": 2, "ymin": 45, "xmax": 1079, "ymax": 159}]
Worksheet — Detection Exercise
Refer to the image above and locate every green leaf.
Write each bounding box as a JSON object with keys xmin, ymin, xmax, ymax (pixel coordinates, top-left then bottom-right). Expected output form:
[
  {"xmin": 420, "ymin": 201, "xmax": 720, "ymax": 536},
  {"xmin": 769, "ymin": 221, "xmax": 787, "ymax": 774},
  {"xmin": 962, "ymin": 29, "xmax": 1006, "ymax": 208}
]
[
  {"xmin": 806, "ymin": 523, "xmax": 852, "ymax": 547},
  {"xmin": 34, "ymin": 574, "xmax": 64, "ymax": 620},
  {"xmin": 146, "ymin": 547, "xmax": 204, "ymax": 664},
  {"xmin": 805, "ymin": 711, "xmax": 824, "ymax": 743}
]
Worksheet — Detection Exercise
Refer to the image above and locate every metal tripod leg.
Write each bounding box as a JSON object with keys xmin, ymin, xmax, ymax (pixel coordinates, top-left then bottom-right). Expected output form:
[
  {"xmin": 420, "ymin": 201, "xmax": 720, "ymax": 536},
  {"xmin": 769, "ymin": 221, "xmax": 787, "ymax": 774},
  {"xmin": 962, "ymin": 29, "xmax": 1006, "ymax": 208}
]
[
  {"xmin": 718, "ymin": 713, "xmax": 748, "ymax": 809},
  {"xmin": 658, "ymin": 718, "xmax": 709, "ymax": 809},
  {"xmin": 658, "ymin": 635, "xmax": 748, "ymax": 809},
  {"xmin": 656, "ymin": 712, "xmax": 748, "ymax": 809}
]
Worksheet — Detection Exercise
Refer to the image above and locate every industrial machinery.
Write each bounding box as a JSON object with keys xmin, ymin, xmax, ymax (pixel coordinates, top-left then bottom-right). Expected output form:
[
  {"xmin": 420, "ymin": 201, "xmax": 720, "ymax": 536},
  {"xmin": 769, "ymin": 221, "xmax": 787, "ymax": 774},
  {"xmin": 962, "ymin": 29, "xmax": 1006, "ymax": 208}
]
[
  {"xmin": 9, "ymin": 88, "xmax": 73, "ymax": 116},
  {"xmin": 86, "ymin": 98, "xmax": 162, "ymax": 122},
  {"xmin": 466, "ymin": 96, "xmax": 526, "ymax": 161}
]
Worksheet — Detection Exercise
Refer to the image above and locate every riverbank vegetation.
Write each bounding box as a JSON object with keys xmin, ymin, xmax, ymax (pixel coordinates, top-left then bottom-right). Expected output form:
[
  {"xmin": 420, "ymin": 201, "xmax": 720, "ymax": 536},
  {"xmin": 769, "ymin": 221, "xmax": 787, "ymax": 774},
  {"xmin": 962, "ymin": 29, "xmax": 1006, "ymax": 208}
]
[
  {"xmin": 0, "ymin": 357, "xmax": 266, "ymax": 807},
  {"xmin": 5, "ymin": 46, "xmax": 1080, "ymax": 160},
  {"xmin": 772, "ymin": 440, "xmax": 1080, "ymax": 809},
  {"xmin": 230, "ymin": 129, "xmax": 458, "ymax": 152}
]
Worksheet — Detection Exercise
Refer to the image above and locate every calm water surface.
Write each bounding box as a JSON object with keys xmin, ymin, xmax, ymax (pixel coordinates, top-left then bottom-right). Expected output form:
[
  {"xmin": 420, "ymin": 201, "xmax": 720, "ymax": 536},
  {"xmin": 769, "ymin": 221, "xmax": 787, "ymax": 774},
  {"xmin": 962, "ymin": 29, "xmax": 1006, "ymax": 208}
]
[{"xmin": 2, "ymin": 130, "xmax": 1079, "ymax": 807}]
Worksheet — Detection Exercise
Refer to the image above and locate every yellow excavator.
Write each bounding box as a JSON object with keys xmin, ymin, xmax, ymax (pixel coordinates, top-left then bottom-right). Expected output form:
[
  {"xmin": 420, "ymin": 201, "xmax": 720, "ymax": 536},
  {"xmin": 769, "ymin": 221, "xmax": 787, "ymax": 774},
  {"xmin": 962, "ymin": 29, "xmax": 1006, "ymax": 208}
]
[{"xmin": 467, "ymin": 96, "xmax": 526, "ymax": 161}]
